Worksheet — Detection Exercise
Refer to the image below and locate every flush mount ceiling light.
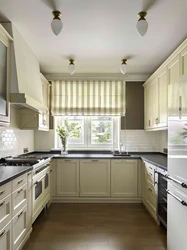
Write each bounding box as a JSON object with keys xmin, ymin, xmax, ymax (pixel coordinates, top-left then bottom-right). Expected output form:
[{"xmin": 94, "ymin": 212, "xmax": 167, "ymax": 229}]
[
  {"xmin": 136, "ymin": 11, "xmax": 148, "ymax": 37},
  {"xmin": 120, "ymin": 59, "xmax": 127, "ymax": 75},
  {"xmin": 68, "ymin": 59, "xmax": 75, "ymax": 75},
  {"xmin": 51, "ymin": 10, "xmax": 63, "ymax": 36}
]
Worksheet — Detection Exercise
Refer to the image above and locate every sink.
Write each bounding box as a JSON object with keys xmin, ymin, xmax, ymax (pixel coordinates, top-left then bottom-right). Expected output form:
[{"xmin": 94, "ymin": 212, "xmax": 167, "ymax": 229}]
[{"xmin": 113, "ymin": 152, "xmax": 131, "ymax": 157}]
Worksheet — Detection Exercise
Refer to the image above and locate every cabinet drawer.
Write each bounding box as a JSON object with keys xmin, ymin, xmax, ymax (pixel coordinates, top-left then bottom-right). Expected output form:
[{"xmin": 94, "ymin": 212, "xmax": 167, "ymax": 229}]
[
  {"xmin": 0, "ymin": 221, "xmax": 11, "ymax": 250},
  {"xmin": 146, "ymin": 183, "xmax": 157, "ymax": 213},
  {"xmin": 12, "ymin": 184, "xmax": 27, "ymax": 218},
  {"xmin": 12, "ymin": 174, "xmax": 27, "ymax": 192},
  {"xmin": 12, "ymin": 205, "xmax": 27, "ymax": 250},
  {"xmin": 0, "ymin": 182, "xmax": 11, "ymax": 201},
  {"xmin": 145, "ymin": 163, "xmax": 155, "ymax": 185},
  {"xmin": 0, "ymin": 195, "xmax": 11, "ymax": 230}
]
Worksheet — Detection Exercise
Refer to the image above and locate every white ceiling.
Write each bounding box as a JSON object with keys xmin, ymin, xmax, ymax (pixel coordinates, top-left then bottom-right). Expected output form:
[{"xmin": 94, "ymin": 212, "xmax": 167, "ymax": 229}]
[{"xmin": 0, "ymin": 0, "xmax": 187, "ymax": 75}]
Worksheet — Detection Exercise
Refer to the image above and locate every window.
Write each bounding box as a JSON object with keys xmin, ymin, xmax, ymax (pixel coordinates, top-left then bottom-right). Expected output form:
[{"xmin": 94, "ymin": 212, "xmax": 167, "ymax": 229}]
[{"xmin": 54, "ymin": 116, "xmax": 119, "ymax": 149}]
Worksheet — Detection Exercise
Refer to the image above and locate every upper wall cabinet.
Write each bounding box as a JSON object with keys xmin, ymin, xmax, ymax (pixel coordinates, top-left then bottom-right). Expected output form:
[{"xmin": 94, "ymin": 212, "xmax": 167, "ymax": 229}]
[
  {"xmin": 144, "ymin": 38, "xmax": 187, "ymax": 131},
  {"xmin": 0, "ymin": 25, "xmax": 13, "ymax": 126}
]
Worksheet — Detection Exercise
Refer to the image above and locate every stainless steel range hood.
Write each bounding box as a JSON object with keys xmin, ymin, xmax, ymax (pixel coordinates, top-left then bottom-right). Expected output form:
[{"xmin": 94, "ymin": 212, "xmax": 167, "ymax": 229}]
[{"xmin": 3, "ymin": 23, "xmax": 48, "ymax": 112}]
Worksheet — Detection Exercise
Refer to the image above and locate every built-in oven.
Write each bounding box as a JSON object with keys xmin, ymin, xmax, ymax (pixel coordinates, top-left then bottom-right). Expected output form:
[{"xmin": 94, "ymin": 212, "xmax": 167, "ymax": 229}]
[
  {"xmin": 32, "ymin": 162, "xmax": 51, "ymax": 222},
  {"xmin": 157, "ymin": 167, "xmax": 168, "ymax": 228}
]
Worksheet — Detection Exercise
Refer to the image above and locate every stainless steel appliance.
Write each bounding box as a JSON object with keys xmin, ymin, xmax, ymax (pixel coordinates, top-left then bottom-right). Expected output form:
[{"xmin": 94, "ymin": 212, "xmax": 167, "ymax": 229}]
[
  {"xmin": 167, "ymin": 74, "xmax": 187, "ymax": 250},
  {"xmin": 157, "ymin": 167, "xmax": 168, "ymax": 228},
  {"xmin": 1, "ymin": 154, "xmax": 52, "ymax": 223}
]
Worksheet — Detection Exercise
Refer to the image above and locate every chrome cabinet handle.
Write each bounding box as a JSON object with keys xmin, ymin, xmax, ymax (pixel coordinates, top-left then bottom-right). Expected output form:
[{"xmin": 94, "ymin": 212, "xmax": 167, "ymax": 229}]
[
  {"xmin": 148, "ymin": 120, "xmax": 151, "ymax": 126},
  {"xmin": 167, "ymin": 189, "xmax": 187, "ymax": 206},
  {"xmin": 0, "ymin": 201, "xmax": 5, "ymax": 207},
  {"xmin": 91, "ymin": 160, "xmax": 99, "ymax": 162},
  {"xmin": 0, "ymin": 230, "xmax": 5, "ymax": 238},
  {"xmin": 148, "ymin": 188, "xmax": 153, "ymax": 192},
  {"xmin": 179, "ymin": 95, "xmax": 182, "ymax": 119},
  {"xmin": 0, "ymin": 190, "xmax": 5, "ymax": 196},
  {"xmin": 34, "ymin": 174, "xmax": 47, "ymax": 185},
  {"xmin": 17, "ymin": 179, "xmax": 23, "ymax": 185},
  {"xmin": 166, "ymin": 175, "xmax": 187, "ymax": 188},
  {"xmin": 27, "ymin": 172, "xmax": 32, "ymax": 176}
]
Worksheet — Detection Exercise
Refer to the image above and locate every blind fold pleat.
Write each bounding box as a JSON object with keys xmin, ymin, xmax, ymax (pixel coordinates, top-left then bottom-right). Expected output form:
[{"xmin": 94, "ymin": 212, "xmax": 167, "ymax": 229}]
[{"xmin": 51, "ymin": 80, "xmax": 126, "ymax": 116}]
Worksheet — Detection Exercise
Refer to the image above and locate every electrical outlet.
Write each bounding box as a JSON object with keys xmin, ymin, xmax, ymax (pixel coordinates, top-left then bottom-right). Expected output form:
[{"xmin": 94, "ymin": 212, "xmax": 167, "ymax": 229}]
[
  {"xmin": 23, "ymin": 147, "xmax": 29, "ymax": 153},
  {"xmin": 163, "ymin": 148, "xmax": 168, "ymax": 154}
]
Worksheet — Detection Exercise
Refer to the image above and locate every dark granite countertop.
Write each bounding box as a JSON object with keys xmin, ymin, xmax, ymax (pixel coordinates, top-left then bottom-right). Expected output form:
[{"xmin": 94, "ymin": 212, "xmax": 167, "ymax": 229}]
[
  {"xmin": 0, "ymin": 166, "xmax": 33, "ymax": 186},
  {"xmin": 27, "ymin": 151, "xmax": 167, "ymax": 170}
]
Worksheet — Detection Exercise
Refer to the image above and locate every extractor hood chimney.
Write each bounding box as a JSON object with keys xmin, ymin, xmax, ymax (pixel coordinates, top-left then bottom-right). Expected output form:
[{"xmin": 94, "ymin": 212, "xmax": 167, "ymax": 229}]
[{"xmin": 2, "ymin": 23, "xmax": 48, "ymax": 112}]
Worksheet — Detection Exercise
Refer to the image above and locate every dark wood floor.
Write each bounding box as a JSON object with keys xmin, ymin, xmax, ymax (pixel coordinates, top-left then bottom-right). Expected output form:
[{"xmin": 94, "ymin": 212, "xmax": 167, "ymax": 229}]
[{"xmin": 23, "ymin": 203, "xmax": 167, "ymax": 250}]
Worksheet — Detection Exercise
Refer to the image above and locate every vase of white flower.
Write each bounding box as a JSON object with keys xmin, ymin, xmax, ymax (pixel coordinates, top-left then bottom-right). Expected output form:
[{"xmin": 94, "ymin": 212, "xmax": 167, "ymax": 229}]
[{"xmin": 56, "ymin": 119, "xmax": 81, "ymax": 155}]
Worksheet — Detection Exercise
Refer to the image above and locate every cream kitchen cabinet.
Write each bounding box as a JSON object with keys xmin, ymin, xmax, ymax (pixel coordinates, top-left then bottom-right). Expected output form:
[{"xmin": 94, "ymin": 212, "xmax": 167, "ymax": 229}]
[
  {"xmin": 181, "ymin": 46, "xmax": 187, "ymax": 75},
  {"xmin": 111, "ymin": 160, "xmax": 138, "ymax": 197},
  {"xmin": 80, "ymin": 159, "xmax": 110, "ymax": 197},
  {"xmin": 144, "ymin": 68, "xmax": 167, "ymax": 130},
  {"xmin": 142, "ymin": 161, "xmax": 158, "ymax": 223},
  {"xmin": 0, "ymin": 221, "xmax": 11, "ymax": 250},
  {"xmin": 56, "ymin": 159, "xmax": 79, "ymax": 197}
]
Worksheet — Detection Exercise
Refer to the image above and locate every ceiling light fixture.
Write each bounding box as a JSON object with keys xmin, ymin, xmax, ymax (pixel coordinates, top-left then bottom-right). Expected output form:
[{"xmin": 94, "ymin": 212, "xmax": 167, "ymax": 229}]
[
  {"xmin": 120, "ymin": 59, "xmax": 127, "ymax": 75},
  {"xmin": 51, "ymin": 10, "xmax": 63, "ymax": 36},
  {"xmin": 136, "ymin": 11, "xmax": 148, "ymax": 37},
  {"xmin": 68, "ymin": 59, "xmax": 75, "ymax": 75}
]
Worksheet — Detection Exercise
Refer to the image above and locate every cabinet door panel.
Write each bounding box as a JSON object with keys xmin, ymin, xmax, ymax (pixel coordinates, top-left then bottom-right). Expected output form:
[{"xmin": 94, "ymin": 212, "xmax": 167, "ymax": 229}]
[
  {"xmin": 158, "ymin": 69, "xmax": 167, "ymax": 127},
  {"xmin": 111, "ymin": 160, "xmax": 138, "ymax": 197},
  {"xmin": 168, "ymin": 55, "xmax": 180, "ymax": 85},
  {"xmin": 80, "ymin": 160, "xmax": 110, "ymax": 197},
  {"xmin": 151, "ymin": 79, "xmax": 159, "ymax": 128},
  {"xmin": 56, "ymin": 160, "xmax": 79, "ymax": 197},
  {"xmin": 0, "ymin": 195, "xmax": 11, "ymax": 230},
  {"xmin": 0, "ymin": 221, "xmax": 11, "ymax": 250}
]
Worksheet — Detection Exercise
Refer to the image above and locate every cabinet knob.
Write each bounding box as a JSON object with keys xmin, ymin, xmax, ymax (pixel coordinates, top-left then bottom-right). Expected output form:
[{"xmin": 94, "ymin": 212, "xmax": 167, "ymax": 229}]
[{"xmin": 0, "ymin": 230, "xmax": 5, "ymax": 238}]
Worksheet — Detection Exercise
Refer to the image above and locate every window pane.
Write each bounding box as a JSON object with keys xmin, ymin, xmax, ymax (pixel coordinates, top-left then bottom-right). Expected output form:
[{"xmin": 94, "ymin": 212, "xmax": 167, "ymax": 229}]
[
  {"xmin": 91, "ymin": 117, "xmax": 113, "ymax": 144},
  {"xmin": 67, "ymin": 118, "xmax": 84, "ymax": 145}
]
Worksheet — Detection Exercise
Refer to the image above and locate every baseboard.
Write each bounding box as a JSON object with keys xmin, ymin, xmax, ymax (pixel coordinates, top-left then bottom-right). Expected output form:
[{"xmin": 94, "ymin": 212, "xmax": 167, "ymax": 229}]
[
  {"xmin": 52, "ymin": 197, "xmax": 142, "ymax": 203},
  {"xmin": 16, "ymin": 227, "xmax": 32, "ymax": 250}
]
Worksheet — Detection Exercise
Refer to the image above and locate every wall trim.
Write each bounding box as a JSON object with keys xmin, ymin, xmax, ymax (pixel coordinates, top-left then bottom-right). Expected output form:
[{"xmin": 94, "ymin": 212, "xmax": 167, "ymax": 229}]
[{"xmin": 44, "ymin": 73, "xmax": 150, "ymax": 82}]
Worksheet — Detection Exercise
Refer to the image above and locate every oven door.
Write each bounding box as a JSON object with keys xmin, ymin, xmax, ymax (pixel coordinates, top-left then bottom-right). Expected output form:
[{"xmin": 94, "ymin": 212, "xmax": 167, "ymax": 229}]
[
  {"xmin": 157, "ymin": 172, "xmax": 168, "ymax": 228},
  {"xmin": 32, "ymin": 167, "xmax": 49, "ymax": 214}
]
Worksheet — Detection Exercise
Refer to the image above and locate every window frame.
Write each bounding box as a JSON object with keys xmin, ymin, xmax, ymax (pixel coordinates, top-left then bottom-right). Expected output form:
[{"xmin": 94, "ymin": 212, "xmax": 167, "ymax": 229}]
[{"xmin": 54, "ymin": 116, "xmax": 119, "ymax": 150}]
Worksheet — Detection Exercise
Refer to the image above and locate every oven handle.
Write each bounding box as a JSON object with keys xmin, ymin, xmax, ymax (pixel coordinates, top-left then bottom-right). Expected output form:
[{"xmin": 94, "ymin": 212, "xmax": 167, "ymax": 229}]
[
  {"xmin": 34, "ymin": 174, "xmax": 47, "ymax": 185},
  {"xmin": 166, "ymin": 174, "xmax": 187, "ymax": 188},
  {"xmin": 166, "ymin": 189, "xmax": 187, "ymax": 206}
]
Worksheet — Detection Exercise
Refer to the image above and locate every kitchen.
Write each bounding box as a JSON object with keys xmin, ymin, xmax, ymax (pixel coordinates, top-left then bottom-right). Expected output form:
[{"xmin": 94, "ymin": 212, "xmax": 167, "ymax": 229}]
[{"xmin": 0, "ymin": 0, "xmax": 186, "ymax": 250}]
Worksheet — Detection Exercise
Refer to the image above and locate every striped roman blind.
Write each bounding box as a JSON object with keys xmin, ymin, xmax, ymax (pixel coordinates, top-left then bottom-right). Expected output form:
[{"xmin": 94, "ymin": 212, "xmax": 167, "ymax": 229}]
[{"xmin": 51, "ymin": 80, "xmax": 126, "ymax": 116}]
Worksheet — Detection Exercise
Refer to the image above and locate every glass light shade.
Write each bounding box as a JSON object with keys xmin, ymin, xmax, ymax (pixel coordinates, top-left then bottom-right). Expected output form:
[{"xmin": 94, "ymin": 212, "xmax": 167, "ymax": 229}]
[
  {"xmin": 51, "ymin": 19, "xmax": 63, "ymax": 36},
  {"xmin": 136, "ymin": 19, "xmax": 148, "ymax": 37},
  {"xmin": 68, "ymin": 64, "xmax": 75, "ymax": 75},
  {"xmin": 120, "ymin": 64, "xmax": 127, "ymax": 75}
]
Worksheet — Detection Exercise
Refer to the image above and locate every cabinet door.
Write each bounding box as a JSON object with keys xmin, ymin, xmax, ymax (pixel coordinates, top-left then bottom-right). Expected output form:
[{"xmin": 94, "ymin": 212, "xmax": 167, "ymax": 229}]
[
  {"xmin": 144, "ymin": 84, "xmax": 152, "ymax": 129},
  {"xmin": 145, "ymin": 183, "xmax": 157, "ymax": 215},
  {"xmin": 111, "ymin": 160, "xmax": 138, "ymax": 197},
  {"xmin": 0, "ymin": 195, "xmax": 11, "ymax": 230},
  {"xmin": 12, "ymin": 205, "xmax": 27, "ymax": 250},
  {"xmin": 56, "ymin": 160, "xmax": 79, "ymax": 197},
  {"xmin": 158, "ymin": 68, "xmax": 168, "ymax": 127},
  {"xmin": 141, "ymin": 162, "xmax": 146, "ymax": 202},
  {"xmin": 12, "ymin": 184, "xmax": 27, "ymax": 218},
  {"xmin": 181, "ymin": 46, "xmax": 187, "ymax": 75},
  {"xmin": 27, "ymin": 171, "xmax": 32, "ymax": 232},
  {"xmin": 80, "ymin": 159, "xmax": 110, "ymax": 197},
  {"xmin": 151, "ymin": 78, "xmax": 159, "ymax": 128},
  {"xmin": 168, "ymin": 55, "xmax": 180, "ymax": 85},
  {"xmin": 0, "ymin": 221, "xmax": 11, "ymax": 250}
]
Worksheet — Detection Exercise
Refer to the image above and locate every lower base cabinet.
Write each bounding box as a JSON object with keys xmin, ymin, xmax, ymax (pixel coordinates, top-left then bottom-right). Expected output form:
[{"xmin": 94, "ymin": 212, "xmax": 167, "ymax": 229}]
[
  {"xmin": 80, "ymin": 159, "xmax": 110, "ymax": 197},
  {"xmin": 12, "ymin": 205, "xmax": 27, "ymax": 250},
  {"xmin": 111, "ymin": 160, "xmax": 138, "ymax": 197},
  {"xmin": 0, "ymin": 221, "xmax": 11, "ymax": 250},
  {"xmin": 56, "ymin": 159, "xmax": 79, "ymax": 197}
]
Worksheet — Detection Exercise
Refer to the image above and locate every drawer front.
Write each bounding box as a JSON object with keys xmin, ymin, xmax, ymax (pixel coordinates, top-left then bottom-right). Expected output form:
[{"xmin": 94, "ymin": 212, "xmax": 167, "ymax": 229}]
[
  {"xmin": 12, "ymin": 205, "xmax": 27, "ymax": 250},
  {"xmin": 145, "ymin": 163, "xmax": 155, "ymax": 185},
  {"xmin": 12, "ymin": 184, "xmax": 27, "ymax": 218},
  {"xmin": 146, "ymin": 183, "xmax": 157, "ymax": 213},
  {"xmin": 0, "ymin": 182, "xmax": 11, "ymax": 201},
  {"xmin": 12, "ymin": 174, "xmax": 27, "ymax": 192},
  {"xmin": 0, "ymin": 195, "xmax": 11, "ymax": 230},
  {"xmin": 0, "ymin": 221, "xmax": 11, "ymax": 250}
]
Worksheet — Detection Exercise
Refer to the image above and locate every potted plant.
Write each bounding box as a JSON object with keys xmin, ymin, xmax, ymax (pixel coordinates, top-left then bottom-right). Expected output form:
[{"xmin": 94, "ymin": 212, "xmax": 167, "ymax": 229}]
[{"xmin": 56, "ymin": 119, "xmax": 81, "ymax": 155}]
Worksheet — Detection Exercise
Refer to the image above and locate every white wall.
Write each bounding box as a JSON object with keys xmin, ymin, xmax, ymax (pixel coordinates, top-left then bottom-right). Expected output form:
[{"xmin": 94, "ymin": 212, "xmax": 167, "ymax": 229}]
[{"xmin": 0, "ymin": 106, "xmax": 34, "ymax": 158}]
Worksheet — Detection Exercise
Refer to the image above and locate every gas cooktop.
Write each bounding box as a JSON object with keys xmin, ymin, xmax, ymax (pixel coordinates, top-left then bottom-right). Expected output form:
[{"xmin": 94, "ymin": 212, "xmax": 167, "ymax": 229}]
[{"xmin": 0, "ymin": 155, "xmax": 50, "ymax": 166}]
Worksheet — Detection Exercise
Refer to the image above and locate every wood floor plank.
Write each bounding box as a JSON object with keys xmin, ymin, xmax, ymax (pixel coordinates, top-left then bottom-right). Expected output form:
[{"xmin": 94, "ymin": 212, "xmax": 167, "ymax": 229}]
[{"xmin": 23, "ymin": 203, "xmax": 166, "ymax": 250}]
